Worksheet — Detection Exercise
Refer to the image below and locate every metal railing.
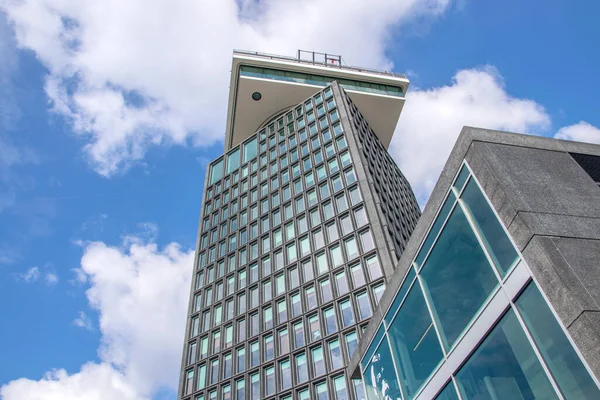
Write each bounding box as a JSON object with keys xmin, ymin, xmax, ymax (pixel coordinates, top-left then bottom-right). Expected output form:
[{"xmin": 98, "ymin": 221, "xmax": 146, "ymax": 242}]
[{"xmin": 233, "ymin": 49, "xmax": 407, "ymax": 80}]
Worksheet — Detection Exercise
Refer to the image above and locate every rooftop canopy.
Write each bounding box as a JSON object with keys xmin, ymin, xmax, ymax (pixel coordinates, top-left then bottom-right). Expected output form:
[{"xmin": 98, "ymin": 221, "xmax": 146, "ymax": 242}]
[{"xmin": 225, "ymin": 50, "xmax": 410, "ymax": 151}]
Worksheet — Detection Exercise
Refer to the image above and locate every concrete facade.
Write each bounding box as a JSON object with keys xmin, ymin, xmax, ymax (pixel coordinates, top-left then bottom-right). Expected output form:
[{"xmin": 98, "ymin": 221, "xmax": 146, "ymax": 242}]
[{"xmin": 349, "ymin": 126, "xmax": 600, "ymax": 388}]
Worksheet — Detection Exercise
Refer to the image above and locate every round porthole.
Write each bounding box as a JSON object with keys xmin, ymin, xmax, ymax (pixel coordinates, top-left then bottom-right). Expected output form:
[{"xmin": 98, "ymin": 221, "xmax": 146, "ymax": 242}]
[{"xmin": 252, "ymin": 92, "xmax": 262, "ymax": 101}]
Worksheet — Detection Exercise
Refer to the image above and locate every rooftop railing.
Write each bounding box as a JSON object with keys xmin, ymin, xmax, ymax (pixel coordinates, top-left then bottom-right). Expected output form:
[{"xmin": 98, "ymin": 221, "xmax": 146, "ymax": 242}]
[{"xmin": 233, "ymin": 49, "xmax": 407, "ymax": 80}]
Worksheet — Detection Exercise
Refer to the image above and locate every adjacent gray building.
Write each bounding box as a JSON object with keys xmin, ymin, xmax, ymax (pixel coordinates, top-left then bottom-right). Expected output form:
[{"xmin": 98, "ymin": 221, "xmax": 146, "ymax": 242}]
[
  {"xmin": 349, "ymin": 127, "xmax": 600, "ymax": 400},
  {"xmin": 178, "ymin": 50, "xmax": 421, "ymax": 400}
]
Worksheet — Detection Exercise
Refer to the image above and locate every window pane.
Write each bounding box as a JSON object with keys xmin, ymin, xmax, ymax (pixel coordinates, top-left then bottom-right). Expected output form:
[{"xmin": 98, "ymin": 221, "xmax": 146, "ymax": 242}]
[
  {"xmin": 294, "ymin": 321, "xmax": 305, "ymax": 348},
  {"xmin": 456, "ymin": 309, "xmax": 557, "ymax": 400},
  {"xmin": 360, "ymin": 230, "xmax": 375, "ymax": 253},
  {"xmin": 346, "ymin": 331, "xmax": 358, "ymax": 359},
  {"xmin": 280, "ymin": 359, "xmax": 292, "ymax": 390},
  {"xmin": 356, "ymin": 292, "xmax": 372, "ymax": 320},
  {"xmin": 366, "ymin": 255, "xmax": 383, "ymax": 280},
  {"xmin": 388, "ymin": 283, "xmax": 444, "ymax": 399},
  {"xmin": 320, "ymin": 278, "xmax": 333, "ymax": 303},
  {"xmin": 309, "ymin": 314, "xmax": 321, "ymax": 341},
  {"xmin": 324, "ymin": 307, "xmax": 337, "ymax": 335},
  {"xmin": 250, "ymin": 341, "xmax": 259, "ymax": 367},
  {"xmin": 435, "ymin": 382, "xmax": 460, "ymax": 400},
  {"xmin": 336, "ymin": 271, "xmax": 349, "ymax": 295},
  {"xmin": 334, "ymin": 376, "xmax": 348, "ymax": 399},
  {"xmin": 265, "ymin": 366, "xmax": 275, "ymax": 395},
  {"xmin": 328, "ymin": 339, "xmax": 343, "ymax": 369},
  {"xmin": 296, "ymin": 353, "xmax": 309, "ymax": 383},
  {"xmin": 264, "ymin": 334, "xmax": 274, "ymax": 361},
  {"xmin": 364, "ymin": 336, "xmax": 402, "ymax": 400},
  {"xmin": 312, "ymin": 346, "xmax": 326, "ymax": 376},
  {"xmin": 316, "ymin": 381, "xmax": 329, "ymax": 400},
  {"xmin": 340, "ymin": 299, "xmax": 355, "ymax": 327},
  {"xmin": 345, "ymin": 236, "xmax": 359, "ymax": 260},
  {"xmin": 420, "ymin": 205, "xmax": 499, "ymax": 350},
  {"xmin": 516, "ymin": 283, "xmax": 600, "ymax": 400},
  {"xmin": 461, "ymin": 179, "xmax": 518, "ymax": 275}
]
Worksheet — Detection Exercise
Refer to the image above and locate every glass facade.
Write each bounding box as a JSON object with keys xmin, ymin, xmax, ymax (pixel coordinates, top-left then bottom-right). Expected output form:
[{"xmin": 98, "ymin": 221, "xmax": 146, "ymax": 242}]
[
  {"xmin": 358, "ymin": 164, "xmax": 600, "ymax": 400},
  {"xmin": 240, "ymin": 66, "xmax": 405, "ymax": 97},
  {"xmin": 181, "ymin": 84, "xmax": 421, "ymax": 400}
]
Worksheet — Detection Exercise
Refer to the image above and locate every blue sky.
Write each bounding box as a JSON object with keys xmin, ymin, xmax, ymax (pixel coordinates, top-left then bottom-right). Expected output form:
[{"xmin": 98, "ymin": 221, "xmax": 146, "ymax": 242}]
[{"xmin": 0, "ymin": 0, "xmax": 599, "ymax": 399}]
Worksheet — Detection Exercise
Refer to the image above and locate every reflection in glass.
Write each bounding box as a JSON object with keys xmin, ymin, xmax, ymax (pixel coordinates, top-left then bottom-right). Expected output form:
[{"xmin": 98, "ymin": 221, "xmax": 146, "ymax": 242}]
[
  {"xmin": 420, "ymin": 205, "xmax": 498, "ymax": 350},
  {"xmin": 461, "ymin": 179, "xmax": 518, "ymax": 275},
  {"xmin": 456, "ymin": 309, "xmax": 557, "ymax": 400},
  {"xmin": 388, "ymin": 283, "xmax": 443, "ymax": 399},
  {"xmin": 364, "ymin": 336, "xmax": 402, "ymax": 400},
  {"xmin": 435, "ymin": 381, "xmax": 460, "ymax": 400},
  {"xmin": 517, "ymin": 283, "xmax": 600, "ymax": 400}
]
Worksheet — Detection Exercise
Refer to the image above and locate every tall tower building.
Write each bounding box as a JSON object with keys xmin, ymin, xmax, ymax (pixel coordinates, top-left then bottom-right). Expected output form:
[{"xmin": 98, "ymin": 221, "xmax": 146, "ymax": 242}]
[{"xmin": 178, "ymin": 50, "xmax": 421, "ymax": 400}]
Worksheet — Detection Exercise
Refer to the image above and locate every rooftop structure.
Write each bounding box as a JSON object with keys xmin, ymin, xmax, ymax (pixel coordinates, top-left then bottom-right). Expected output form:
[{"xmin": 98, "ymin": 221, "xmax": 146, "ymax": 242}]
[{"xmin": 225, "ymin": 50, "xmax": 409, "ymax": 151}]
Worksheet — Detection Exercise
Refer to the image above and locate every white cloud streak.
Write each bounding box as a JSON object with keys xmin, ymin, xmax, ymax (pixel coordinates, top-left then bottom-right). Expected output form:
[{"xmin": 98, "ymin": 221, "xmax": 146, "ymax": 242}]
[{"xmin": 15, "ymin": 266, "xmax": 59, "ymax": 285}]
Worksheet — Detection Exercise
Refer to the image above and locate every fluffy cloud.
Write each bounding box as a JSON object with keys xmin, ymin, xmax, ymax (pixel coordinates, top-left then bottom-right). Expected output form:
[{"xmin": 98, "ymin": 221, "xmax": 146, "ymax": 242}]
[
  {"xmin": 1, "ymin": 0, "xmax": 450, "ymax": 176},
  {"xmin": 79, "ymin": 239, "xmax": 194, "ymax": 393},
  {"xmin": 390, "ymin": 66, "xmax": 551, "ymax": 203},
  {"xmin": 555, "ymin": 121, "xmax": 600, "ymax": 145},
  {"xmin": 0, "ymin": 363, "xmax": 142, "ymax": 400},
  {"xmin": 1, "ymin": 233, "xmax": 195, "ymax": 400}
]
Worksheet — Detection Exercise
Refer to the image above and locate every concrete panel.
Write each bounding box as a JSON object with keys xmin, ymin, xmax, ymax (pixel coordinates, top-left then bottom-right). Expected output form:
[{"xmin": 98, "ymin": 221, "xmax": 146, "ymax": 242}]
[
  {"xmin": 509, "ymin": 211, "xmax": 600, "ymax": 251},
  {"xmin": 568, "ymin": 311, "xmax": 600, "ymax": 382},
  {"xmin": 471, "ymin": 142, "xmax": 600, "ymax": 218},
  {"xmin": 523, "ymin": 236, "xmax": 600, "ymax": 327}
]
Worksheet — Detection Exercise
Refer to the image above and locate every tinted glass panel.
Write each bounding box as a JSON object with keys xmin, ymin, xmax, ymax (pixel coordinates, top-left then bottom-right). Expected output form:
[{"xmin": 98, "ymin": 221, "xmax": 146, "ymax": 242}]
[
  {"xmin": 420, "ymin": 205, "xmax": 498, "ymax": 350},
  {"xmin": 461, "ymin": 179, "xmax": 518, "ymax": 276},
  {"xmin": 364, "ymin": 336, "xmax": 402, "ymax": 400},
  {"xmin": 456, "ymin": 309, "xmax": 557, "ymax": 400},
  {"xmin": 388, "ymin": 283, "xmax": 443, "ymax": 399},
  {"xmin": 517, "ymin": 283, "xmax": 600, "ymax": 400}
]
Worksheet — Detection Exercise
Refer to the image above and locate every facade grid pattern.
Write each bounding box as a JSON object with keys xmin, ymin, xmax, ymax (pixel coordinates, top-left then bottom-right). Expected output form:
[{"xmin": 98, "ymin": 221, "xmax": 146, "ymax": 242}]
[
  {"xmin": 341, "ymin": 92, "xmax": 421, "ymax": 259},
  {"xmin": 178, "ymin": 84, "xmax": 421, "ymax": 400}
]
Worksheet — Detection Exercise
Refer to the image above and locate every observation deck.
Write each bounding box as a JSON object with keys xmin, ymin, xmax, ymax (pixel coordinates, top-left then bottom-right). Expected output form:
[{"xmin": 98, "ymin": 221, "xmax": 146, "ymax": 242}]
[{"xmin": 225, "ymin": 50, "xmax": 409, "ymax": 151}]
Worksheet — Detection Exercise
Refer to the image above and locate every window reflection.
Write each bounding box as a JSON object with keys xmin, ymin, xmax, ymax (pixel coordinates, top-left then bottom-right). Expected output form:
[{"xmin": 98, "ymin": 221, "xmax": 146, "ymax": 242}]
[
  {"xmin": 461, "ymin": 179, "xmax": 518, "ymax": 275},
  {"xmin": 420, "ymin": 205, "xmax": 498, "ymax": 350},
  {"xmin": 364, "ymin": 336, "xmax": 402, "ymax": 400},
  {"xmin": 517, "ymin": 283, "xmax": 600, "ymax": 400},
  {"xmin": 388, "ymin": 282, "xmax": 443, "ymax": 399},
  {"xmin": 456, "ymin": 309, "xmax": 557, "ymax": 400}
]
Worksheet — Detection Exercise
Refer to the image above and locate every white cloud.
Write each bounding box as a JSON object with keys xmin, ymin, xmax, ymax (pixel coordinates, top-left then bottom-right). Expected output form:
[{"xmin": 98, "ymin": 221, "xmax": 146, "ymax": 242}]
[
  {"xmin": 555, "ymin": 121, "xmax": 600, "ymax": 145},
  {"xmin": 390, "ymin": 66, "xmax": 551, "ymax": 204},
  {"xmin": 14, "ymin": 265, "xmax": 59, "ymax": 285},
  {"xmin": 1, "ymin": 0, "xmax": 451, "ymax": 176},
  {"xmin": 72, "ymin": 311, "xmax": 93, "ymax": 331},
  {"xmin": 0, "ymin": 363, "xmax": 142, "ymax": 400},
  {"xmin": 79, "ymin": 239, "xmax": 194, "ymax": 393},
  {"xmin": 45, "ymin": 272, "xmax": 59, "ymax": 285},
  {"xmin": 1, "ymin": 233, "xmax": 194, "ymax": 400},
  {"xmin": 18, "ymin": 266, "xmax": 40, "ymax": 283}
]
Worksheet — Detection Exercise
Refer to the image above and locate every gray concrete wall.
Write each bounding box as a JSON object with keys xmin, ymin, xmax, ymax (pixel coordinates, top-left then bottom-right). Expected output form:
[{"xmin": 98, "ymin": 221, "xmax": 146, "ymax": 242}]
[{"xmin": 348, "ymin": 126, "xmax": 600, "ymax": 381}]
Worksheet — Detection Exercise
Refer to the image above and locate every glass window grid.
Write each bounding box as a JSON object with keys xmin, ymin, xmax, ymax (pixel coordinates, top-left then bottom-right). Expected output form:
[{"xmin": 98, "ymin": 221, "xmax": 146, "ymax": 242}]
[
  {"xmin": 184, "ymin": 88, "xmax": 393, "ymax": 399},
  {"xmin": 357, "ymin": 161, "xmax": 599, "ymax": 400}
]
